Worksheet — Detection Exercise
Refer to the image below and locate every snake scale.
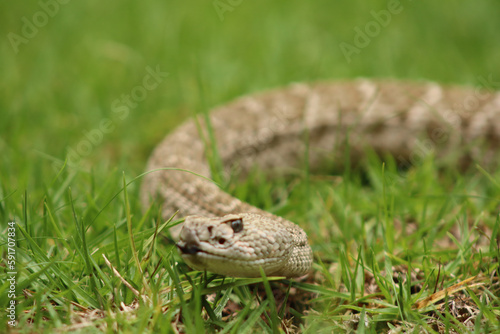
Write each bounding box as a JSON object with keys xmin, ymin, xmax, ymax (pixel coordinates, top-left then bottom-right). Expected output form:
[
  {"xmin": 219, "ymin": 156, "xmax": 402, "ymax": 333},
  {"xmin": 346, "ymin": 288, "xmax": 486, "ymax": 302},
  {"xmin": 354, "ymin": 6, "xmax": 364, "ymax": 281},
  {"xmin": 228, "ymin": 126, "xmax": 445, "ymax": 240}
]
[{"xmin": 141, "ymin": 79, "xmax": 500, "ymax": 278}]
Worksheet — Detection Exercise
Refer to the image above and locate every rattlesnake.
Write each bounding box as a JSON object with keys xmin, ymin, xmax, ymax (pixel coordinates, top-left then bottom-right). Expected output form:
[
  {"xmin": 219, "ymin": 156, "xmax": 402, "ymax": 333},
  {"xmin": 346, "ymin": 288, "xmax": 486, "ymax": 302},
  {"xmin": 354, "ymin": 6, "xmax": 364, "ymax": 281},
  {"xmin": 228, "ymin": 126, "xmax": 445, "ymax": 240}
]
[{"xmin": 141, "ymin": 79, "xmax": 500, "ymax": 278}]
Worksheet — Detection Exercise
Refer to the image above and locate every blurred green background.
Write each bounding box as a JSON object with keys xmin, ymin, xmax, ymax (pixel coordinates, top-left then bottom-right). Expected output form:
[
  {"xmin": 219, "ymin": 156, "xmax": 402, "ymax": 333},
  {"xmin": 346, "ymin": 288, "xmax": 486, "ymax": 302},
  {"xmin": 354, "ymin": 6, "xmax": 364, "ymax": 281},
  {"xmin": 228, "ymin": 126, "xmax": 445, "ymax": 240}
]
[
  {"xmin": 2, "ymin": 2, "xmax": 499, "ymax": 330},
  {"xmin": 1, "ymin": 0, "xmax": 500, "ymax": 212}
]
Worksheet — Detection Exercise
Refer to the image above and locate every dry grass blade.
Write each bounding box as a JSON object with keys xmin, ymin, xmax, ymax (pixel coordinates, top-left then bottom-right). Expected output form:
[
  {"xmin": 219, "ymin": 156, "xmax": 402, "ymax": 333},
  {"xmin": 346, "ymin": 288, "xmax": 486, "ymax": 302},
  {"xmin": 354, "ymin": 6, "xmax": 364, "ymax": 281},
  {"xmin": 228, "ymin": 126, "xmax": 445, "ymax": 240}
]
[
  {"xmin": 414, "ymin": 275, "xmax": 487, "ymax": 309},
  {"xmin": 102, "ymin": 254, "xmax": 150, "ymax": 304}
]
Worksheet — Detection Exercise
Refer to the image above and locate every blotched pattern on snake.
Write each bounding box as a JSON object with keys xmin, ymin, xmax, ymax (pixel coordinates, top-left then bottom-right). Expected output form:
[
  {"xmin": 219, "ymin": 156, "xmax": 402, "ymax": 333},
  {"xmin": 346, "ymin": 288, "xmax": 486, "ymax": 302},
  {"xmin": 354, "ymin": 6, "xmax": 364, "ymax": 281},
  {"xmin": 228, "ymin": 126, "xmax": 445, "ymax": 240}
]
[{"xmin": 141, "ymin": 80, "xmax": 500, "ymax": 278}]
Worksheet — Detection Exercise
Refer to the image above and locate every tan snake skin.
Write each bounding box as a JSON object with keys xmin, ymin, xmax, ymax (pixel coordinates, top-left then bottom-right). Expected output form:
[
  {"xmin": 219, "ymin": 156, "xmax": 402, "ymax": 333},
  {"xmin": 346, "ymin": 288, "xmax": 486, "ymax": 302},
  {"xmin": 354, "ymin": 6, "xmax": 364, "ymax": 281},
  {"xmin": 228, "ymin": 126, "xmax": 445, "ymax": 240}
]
[{"xmin": 141, "ymin": 79, "xmax": 500, "ymax": 278}]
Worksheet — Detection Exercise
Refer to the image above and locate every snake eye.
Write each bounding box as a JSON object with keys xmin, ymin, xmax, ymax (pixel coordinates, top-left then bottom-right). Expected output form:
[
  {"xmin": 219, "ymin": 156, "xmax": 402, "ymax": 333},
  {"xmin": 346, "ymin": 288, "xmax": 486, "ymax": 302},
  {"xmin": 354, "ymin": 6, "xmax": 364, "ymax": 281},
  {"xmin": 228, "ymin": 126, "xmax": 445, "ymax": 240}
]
[{"xmin": 229, "ymin": 218, "xmax": 243, "ymax": 233}]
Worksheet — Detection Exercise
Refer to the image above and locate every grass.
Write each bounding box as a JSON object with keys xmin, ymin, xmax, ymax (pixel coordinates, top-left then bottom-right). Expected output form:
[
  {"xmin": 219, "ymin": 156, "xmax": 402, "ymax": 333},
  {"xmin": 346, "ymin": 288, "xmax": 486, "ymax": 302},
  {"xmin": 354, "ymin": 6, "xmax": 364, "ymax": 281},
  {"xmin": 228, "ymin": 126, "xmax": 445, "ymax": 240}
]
[{"xmin": 1, "ymin": 0, "xmax": 500, "ymax": 332}]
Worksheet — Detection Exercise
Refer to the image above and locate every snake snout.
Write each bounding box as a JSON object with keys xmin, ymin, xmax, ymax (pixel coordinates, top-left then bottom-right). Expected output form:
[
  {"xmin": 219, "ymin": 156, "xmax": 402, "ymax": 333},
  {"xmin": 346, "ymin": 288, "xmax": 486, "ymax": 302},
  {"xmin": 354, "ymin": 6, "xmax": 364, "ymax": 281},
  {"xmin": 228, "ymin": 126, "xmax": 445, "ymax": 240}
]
[{"xmin": 177, "ymin": 227, "xmax": 202, "ymax": 254}]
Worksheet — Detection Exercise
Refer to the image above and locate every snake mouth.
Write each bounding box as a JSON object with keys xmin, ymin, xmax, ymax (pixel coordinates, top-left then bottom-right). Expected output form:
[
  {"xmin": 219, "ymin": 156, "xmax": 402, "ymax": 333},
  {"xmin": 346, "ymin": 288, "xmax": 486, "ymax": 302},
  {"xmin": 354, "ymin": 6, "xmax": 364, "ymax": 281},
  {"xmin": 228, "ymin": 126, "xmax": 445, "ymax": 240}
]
[
  {"xmin": 176, "ymin": 243, "xmax": 202, "ymax": 255},
  {"xmin": 178, "ymin": 249, "xmax": 288, "ymax": 277},
  {"xmin": 177, "ymin": 243, "xmax": 226, "ymax": 260}
]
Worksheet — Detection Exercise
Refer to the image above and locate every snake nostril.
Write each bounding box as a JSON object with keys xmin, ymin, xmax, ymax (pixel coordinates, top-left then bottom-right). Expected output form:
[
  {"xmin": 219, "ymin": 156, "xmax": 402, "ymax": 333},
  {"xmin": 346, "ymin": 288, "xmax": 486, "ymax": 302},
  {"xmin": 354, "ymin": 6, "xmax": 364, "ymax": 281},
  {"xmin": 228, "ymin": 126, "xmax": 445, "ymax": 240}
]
[
  {"xmin": 207, "ymin": 226, "xmax": 213, "ymax": 234},
  {"xmin": 218, "ymin": 237, "xmax": 226, "ymax": 245}
]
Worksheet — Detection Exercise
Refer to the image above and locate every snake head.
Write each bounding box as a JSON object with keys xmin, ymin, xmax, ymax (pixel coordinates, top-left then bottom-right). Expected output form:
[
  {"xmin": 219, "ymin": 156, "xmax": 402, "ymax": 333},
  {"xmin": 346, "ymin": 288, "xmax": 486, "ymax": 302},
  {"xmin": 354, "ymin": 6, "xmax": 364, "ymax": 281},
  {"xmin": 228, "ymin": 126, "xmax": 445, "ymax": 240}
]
[{"xmin": 176, "ymin": 213, "xmax": 311, "ymax": 277}]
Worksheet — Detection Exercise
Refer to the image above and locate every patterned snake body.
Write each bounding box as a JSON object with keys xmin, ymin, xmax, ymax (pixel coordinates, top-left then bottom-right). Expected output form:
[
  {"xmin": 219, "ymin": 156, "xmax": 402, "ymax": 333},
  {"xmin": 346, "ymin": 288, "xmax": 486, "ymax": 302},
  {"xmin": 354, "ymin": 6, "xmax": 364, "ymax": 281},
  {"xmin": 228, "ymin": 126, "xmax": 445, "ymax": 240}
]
[{"xmin": 141, "ymin": 80, "xmax": 500, "ymax": 278}]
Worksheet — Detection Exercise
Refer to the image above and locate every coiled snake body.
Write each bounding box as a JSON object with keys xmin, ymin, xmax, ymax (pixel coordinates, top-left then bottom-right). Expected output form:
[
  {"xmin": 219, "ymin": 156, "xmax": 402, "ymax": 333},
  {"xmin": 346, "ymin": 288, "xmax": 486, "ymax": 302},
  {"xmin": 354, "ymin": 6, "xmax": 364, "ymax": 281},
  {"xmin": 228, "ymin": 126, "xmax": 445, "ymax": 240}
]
[{"xmin": 141, "ymin": 80, "xmax": 500, "ymax": 278}]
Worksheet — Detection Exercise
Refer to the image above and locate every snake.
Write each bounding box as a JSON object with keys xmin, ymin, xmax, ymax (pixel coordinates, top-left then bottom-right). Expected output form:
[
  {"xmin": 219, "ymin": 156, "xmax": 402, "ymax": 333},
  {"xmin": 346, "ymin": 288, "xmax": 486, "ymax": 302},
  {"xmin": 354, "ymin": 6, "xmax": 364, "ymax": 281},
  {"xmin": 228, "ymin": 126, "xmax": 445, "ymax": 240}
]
[{"xmin": 140, "ymin": 79, "xmax": 500, "ymax": 278}]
